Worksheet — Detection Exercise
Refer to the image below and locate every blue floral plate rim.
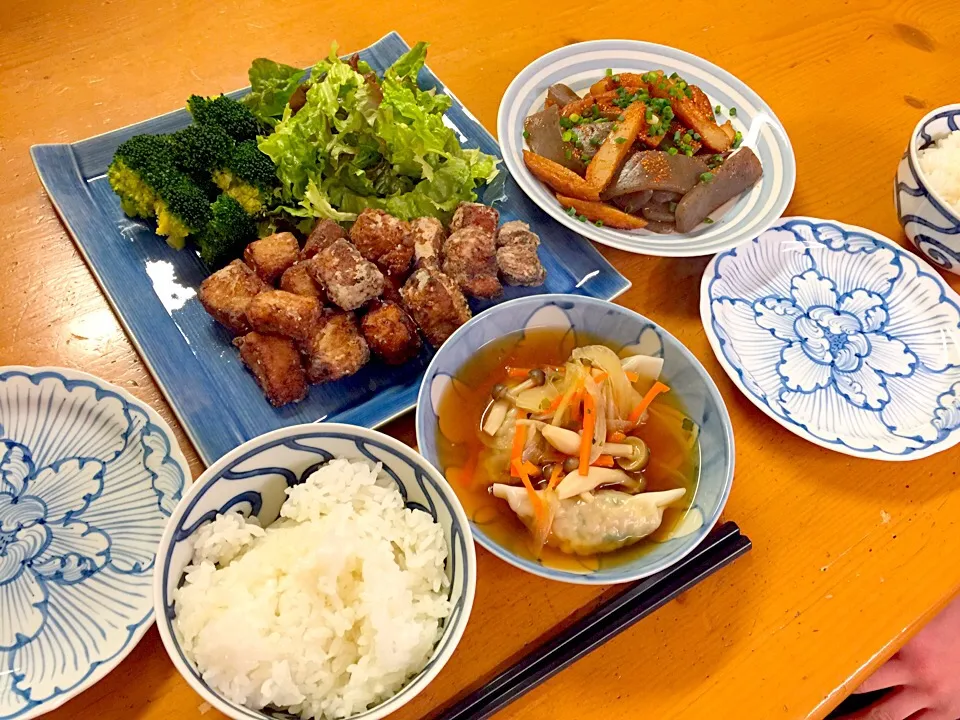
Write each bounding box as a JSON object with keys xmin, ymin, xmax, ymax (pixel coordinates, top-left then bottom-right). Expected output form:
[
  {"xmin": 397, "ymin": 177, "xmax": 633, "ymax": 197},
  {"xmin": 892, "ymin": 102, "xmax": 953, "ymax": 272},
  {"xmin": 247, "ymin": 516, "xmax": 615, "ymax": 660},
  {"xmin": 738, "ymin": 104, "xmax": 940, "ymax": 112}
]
[
  {"xmin": 700, "ymin": 216, "xmax": 960, "ymax": 461},
  {"xmin": 0, "ymin": 365, "xmax": 190, "ymax": 720},
  {"xmin": 29, "ymin": 31, "xmax": 630, "ymax": 467}
]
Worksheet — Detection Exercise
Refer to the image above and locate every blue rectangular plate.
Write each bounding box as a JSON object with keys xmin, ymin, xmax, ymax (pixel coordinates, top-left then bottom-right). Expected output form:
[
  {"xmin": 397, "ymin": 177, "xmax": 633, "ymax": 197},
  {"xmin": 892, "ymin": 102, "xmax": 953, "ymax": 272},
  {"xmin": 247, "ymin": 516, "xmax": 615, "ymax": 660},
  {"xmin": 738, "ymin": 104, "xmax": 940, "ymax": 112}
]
[{"xmin": 31, "ymin": 32, "xmax": 630, "ymax": 466}]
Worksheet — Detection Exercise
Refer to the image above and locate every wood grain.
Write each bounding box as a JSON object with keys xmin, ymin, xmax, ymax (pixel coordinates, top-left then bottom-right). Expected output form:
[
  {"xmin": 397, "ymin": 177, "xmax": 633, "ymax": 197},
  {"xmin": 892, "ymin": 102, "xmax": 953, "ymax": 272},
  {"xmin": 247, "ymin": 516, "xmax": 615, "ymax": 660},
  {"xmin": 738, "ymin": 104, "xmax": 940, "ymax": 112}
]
[{"xmin": 1, "ymin": 0, "xmax": 959, "ymax": 718}]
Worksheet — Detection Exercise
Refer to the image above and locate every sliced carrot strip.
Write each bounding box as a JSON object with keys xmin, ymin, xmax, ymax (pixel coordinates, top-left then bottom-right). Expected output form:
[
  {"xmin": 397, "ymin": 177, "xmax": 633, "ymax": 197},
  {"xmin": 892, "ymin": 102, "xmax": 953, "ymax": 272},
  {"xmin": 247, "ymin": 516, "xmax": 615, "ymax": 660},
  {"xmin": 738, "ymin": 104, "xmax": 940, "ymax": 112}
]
[
  {"xmin": 593, "ymin": 371, "xmax": 608, "ymax": 384},
  {"xmin": 545, "ymin": 393, "xmax": 565, "ymax": 413},
  {"xmin": 593, "ymin": 455, "xmax": 615, "ymax": 468},
  {"xmin": 512, "ymin": 458, "xmax": 546, "ymax": 526},
  {"xmin": 459, "ymin": 452, "xmax": 477, "ymax": 488},
  {"xmin": 628, "ymin": 381, "xmax": 671, "ymax": 424},
  {"xmin": 520, "ymin": 460, "xmax": 539, "ymax": 477},
  {"xmin": 579, "ymin": 391, "xmax": 597, "ymax": 476},
  {"xmin": 608, "ymin": 430, "xmax": 627, "ymax": 443},
  {"xmin": 507, "ymin": 367, "xmax": 532, "ymax": 378},
  {"xmin": 547, "ymin": 463, "xmax": 564, "ymax": 490},
  {"xmin": 625, "ymin": 371, "xmax": 640, "ymax": 382}
]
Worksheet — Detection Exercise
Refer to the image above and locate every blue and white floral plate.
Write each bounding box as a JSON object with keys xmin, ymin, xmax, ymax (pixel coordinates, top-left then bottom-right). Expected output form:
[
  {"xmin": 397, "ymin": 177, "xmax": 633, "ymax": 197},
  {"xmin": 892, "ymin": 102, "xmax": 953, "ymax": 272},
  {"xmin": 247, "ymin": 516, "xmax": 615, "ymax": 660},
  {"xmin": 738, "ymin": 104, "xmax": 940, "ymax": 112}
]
[
  {"xmin": 701, "ymin": 218, "xmax": 960, "ymax": 460},
  {"xmin": 0, "ymin": 367, "xmax": 189, "ymax": 719},
  {"xmin": 498, "ymin": 40, "xmax": 796, "ymax": 257}
]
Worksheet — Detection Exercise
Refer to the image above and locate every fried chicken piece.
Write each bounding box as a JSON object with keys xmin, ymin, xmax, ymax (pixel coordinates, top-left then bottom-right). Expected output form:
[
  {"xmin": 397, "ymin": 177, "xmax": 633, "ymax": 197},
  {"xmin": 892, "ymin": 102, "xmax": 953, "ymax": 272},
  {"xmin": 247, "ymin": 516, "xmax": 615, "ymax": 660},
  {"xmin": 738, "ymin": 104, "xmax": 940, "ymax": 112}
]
[
  {"xmin": 450, "ymin": 202, "xmax": 499, "ymax": 236},
  {"xmin": 442, "ymin": 227, "xmax": 502, "ymax": 299},
  {"xmin": 302, "ymin": 219, "xmax": 347, "ymax": 260},
  {"xmin": 243, "ymin": 232, "xmax": 300, "ymax": 284},
  {"xmin": 496, "ymin": 220, "xmax": 534, "ymax": 246},
  {"xmin": 360, "ymin": 300, "xmax": 422, "ymax": 365},
  {"xmin": 409, "ymin": 216, "xmax": 446, "ymax": 269},
  {"xmin": 246, "ymin": 290, "xmax": 322, "ymax": 342},
  {"xmin": 495, "ymin": 223, "xmax": 547, "ymax": 286},
  {"xmin": 279, "ymin": 262, "xmax": 328, "ymax": 303},
  {"xmin": 307, "ymin": 239, "xmax": 385, "ymax": 311},
  {"xmin": 349, "ymin": 208, "xmax": 413, "ymax": 277},
  {"xmin": 401, "ymin": 267, "xmax": 472, "ymax": 348},
  {"xmin": 300, "ymin": 312, "xmax": 370, "ymax": 384},
  {"xmin": 198, "ymin": 259, "xmax": 268, "ymax": 335},
  {"xmin": 233, "ymin": 332, "xmax": 307, "ymax": 407}
]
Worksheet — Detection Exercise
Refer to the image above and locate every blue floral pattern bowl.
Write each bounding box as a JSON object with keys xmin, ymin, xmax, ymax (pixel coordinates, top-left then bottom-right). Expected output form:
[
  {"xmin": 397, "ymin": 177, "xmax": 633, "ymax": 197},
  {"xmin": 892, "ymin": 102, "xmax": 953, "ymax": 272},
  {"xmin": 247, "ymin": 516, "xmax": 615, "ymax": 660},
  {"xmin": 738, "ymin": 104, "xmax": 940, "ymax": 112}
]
[
  {"xmin": 0, "ymin": 367, "xmax": 188, "ymax": 720},
  {"xmin": 895, "ymin": 103, "xmax": 960, "ymax": 274},
  {"xmin": 702, "ymin": 218, "xmax": 960, "ymax": 460},
  {"xmin": 153, "ymin": 423, "xmax": 475, "ymax": 720},
  {"xmin": 415, "ymin": 295, "xmax": 735, "ymax": 585}
]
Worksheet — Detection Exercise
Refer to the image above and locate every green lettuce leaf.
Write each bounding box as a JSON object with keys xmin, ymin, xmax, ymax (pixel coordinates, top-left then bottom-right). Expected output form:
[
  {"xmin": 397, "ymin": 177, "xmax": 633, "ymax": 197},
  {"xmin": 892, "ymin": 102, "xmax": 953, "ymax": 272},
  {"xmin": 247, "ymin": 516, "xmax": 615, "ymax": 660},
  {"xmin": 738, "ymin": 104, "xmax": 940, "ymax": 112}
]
[{"xmin": 243, "ymin": 59, "xmax": 305, "ymax": 127}]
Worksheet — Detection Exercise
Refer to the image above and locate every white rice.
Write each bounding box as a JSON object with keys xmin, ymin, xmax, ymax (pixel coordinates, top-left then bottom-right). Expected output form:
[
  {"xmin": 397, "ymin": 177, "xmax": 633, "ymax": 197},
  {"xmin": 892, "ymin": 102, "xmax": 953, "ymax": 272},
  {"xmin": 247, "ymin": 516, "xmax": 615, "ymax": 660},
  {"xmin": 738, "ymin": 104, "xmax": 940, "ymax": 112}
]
[
  {"xmin": 918, "ymin": 130, "xmax": 960, "ymax": 214},
  {"xmin": 174, "ymin": 458, "xmax": 451, "ymax": 719}
]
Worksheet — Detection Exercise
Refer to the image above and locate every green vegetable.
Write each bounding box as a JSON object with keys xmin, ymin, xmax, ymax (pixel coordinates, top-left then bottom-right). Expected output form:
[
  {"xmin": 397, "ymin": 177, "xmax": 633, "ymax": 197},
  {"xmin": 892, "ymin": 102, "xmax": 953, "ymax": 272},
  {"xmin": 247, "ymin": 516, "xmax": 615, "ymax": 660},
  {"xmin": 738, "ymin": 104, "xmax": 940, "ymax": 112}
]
[
  {"xmin": 594, "ymin": 220, "xmax": 603, "ymax": 227},
  {"xmin": 155, "ymin": 174, "xmax": 213, "ymax": 249},
  {"xmin": 566, "ymin": 206, "xmax": 577, "ymax": 216},
  {"xmin": 198, "ymin": 194, "xmax": 257, "ymax": 268},
  {"xmin": 522, "ymin": 130, "xmax": 530, "ymax": 139},
  {"xmin": 605, "ymin": 68, "xmax": 613, "ymax": 77},
  {"xmin": 213, "ymin": 140, "xmax": 278, "ymax": 214},
  {"xmin": 614, "ymin": 137, "xmax": 626, "ymax": 144},
  {"xmin": 666, "ymin": 147, "xmax": 678, "ymax": 155},
  {"xmin": 188, "ymin": 94, "xmax": 265, "ymax": 142},
  {"xmin": 242, "ymin": 58, "xmax": 305, "ymax": 127},
  {"xmin": 257, "ymin": 41, "xmax": 498, "ymax": 223},
  {"xmin": 729, "ymin": 107, "xmax": 737, "ymax": 117},
  {"xmin": 169, "ymin": 123, "xmax": 234, "ymax": 184},
  {"xmin": 714, "ymin": 104, "xmax": 722, "ymax": 115},
  {"xmin": 733, "ymin": 130, "xmax": 744, "ymax": 148},
  {"xmin": 704, "ymin": 217, "xmax": 715, "ymax": 224},
  {"xmin": 559, "ymin": 116, "xmax": 574, "ymax": 129},
  {"xmin": 569, "ymin": 113, "xmax": 581, "ymax": 123},
  {"xmin": 578, "ymin": 214, "xmax": 588, "ymax": 222},
  {"xmin": 564, "ymin": 148, "xmax": 573, "ymax": 160},
  {"xmin": 700, "ymin": 171, "xmax": 715, "ymax": 183},
  {"xmin": 562, "ymin": 130, "xmax": 575, "ymax": 142},
  {"xmin": 668, "ymin": 201, "xmax": 678, "ymax": 213}
]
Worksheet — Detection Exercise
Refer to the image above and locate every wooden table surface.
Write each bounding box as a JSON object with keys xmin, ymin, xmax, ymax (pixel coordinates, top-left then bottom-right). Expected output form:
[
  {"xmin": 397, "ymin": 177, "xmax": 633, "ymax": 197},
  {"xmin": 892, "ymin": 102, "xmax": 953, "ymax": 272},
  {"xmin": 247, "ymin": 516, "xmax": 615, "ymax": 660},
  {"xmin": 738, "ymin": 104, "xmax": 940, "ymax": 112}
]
[{"xmin": 2, "ymin": 0, "xmax": 959, "ymax": 718}]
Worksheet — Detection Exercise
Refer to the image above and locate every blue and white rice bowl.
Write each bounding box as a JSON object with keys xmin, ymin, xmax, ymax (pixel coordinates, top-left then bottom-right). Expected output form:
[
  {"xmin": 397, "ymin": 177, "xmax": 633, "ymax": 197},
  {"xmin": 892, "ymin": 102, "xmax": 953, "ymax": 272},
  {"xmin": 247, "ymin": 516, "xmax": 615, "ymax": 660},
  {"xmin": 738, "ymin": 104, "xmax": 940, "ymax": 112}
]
[
  {"xmin": 701, "ymin": 217, "xmax": 960, "ymax": 460},
  {"xmin": 895, "ymin": 103, "xmax": 960, "ymax": 275},
  {"xmin": 497, "ymin": 40, "xmax": 796, "ymax": 257},
  {"xmin": 0, "ymin": 366, "xmax": 188, "ymax": 720},
  {"xmin": 153, "ymin": 423, "xmax": 475, "ymax": 720}
]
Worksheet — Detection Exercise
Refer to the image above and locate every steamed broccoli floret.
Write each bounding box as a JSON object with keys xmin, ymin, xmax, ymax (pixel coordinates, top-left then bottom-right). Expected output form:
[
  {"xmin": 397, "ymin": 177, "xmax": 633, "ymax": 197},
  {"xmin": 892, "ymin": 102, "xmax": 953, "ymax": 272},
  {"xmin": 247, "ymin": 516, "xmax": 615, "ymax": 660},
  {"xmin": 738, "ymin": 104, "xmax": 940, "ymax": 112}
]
[
  {"xmin": 169, "ymin": 123, "xmax": 234, "ymax": 182},
  {"xmin": 187, "ymin": 94, "xmax": 265, "ymax": 142},
  {"xmin": 154, "ymin": 174, "xmax": 213, "ymax": 249},
  {"xmin": 212, "ymin": 140, "xmax": 278, "ymax": 213},
  {"xmin": 198, "ymin": 195, "xmax": 257, "ymax": 268},
  {"xmin": 107, "ymin": 134, "xmax": 175, "ymax": 219}
]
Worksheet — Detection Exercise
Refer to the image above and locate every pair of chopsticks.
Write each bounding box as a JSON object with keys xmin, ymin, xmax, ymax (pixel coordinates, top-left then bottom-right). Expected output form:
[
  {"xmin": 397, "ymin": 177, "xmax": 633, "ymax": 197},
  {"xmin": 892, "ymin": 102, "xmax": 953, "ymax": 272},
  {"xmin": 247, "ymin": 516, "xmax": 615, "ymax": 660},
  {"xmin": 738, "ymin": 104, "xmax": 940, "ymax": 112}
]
[{"xmin": 430, "ymin": 521, "xmax": 751, "ymax": 720}]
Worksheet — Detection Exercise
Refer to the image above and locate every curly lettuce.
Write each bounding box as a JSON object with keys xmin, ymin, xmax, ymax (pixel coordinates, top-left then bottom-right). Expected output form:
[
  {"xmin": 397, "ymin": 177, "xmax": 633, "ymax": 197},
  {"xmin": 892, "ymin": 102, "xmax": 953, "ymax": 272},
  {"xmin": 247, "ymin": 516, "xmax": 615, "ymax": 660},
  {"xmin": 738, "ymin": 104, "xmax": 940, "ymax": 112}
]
[
  {"xmin": 243, "ymin": 59, "xmax": 306, "ymax": 127},
  {"xmin": 257, "ymin": 42, "xmax": 498, "ymax": 223}
]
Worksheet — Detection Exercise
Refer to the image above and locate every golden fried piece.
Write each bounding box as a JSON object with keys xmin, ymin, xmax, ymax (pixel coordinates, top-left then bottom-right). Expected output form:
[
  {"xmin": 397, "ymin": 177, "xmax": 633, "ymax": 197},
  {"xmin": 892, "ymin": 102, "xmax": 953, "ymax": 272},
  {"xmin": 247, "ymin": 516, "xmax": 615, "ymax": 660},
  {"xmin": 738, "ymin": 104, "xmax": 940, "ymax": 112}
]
[
  {"xmin": 302, "ymin": 219, "xmax": 347, "ymax": 260},
  {"xmin": 496, "ymin": 225, "xmax": 546, "ymax": 287},
  {"xmin": 301, "ymin": 312, "xmax": 370, "ymax": 384},
  {"xmin": 556, "ymin": 194, "xmax": 648, "ymax": 229},
  {"xmin": 586, "ymin": 102, "xmax": 645, "ymax": 192},
  {"xmin": 450, "ymin": 202, "xmax": 499, "ymax": 236},
  {"xmin": 442, "ymin": 227, "xmax": 502, "ymax": 299},
  {"xmin": 198, "ymin": 259, "xmax": 268, "ymax": 335},
  {"xmin": 308, "ymin": 239, "xmax": 385, "ymax": 311},
  {"xmin": 233, "ymin": 332, "xmax": 307, "ymax": 407},
  {"xmin": 246, "ymin": 290, "xmax": 322, "ymax": 342},
  {"xmin": 646, "ymin": 72, "xmax": 733, "ymax": 152},
  {"xmin": 279, "ymin": 262, "xmax": 328, "ymax": 303},
  {"xmin": 349, "ymin": 208, "xmax": 413, "ymax": 277},
  {"xmin": 360, "ymin": 300, "xmax": 422, "ymax": 365},
  {"xmin": 496, "ymin": 220, "xmax": 533, "ymax": 246},
  {"xmin": 409, "ymin": 216, "xmax": 446, "ymax": 269},
  {"xmin": 401, "ymin": 267, "xmax": 472, "ymax": 348},
  {"xmin": 523, "ymin": 150, "xmax": 601, "ymax": 202},
  {"xmin": 243, "ymin": 232, "xmax": 300, "ymax": 284}
]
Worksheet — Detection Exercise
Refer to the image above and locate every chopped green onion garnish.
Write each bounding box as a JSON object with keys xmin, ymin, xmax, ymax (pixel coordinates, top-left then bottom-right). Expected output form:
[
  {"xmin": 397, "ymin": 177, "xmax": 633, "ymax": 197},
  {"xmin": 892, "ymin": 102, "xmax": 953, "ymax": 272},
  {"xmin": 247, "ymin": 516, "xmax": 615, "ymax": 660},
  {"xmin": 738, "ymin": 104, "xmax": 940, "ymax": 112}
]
[
  {"xmin": 669, "ymin": 71, "xmax": 680, "ymax": 80},
  {"xmin": 569, "ymin": 113, "xmax": 581, "ymax": 123},
  {"xmin": 714, "ymin": 104, "xmax": 722, "ymax": 114},
  {"xmin": 559, "ymin": 117, "xmax": 573, "ymax": 129},
  {"xmin": 692, "ymin": 132, "xmax": 701, "ymax": 141},
  {"xmin": 522, "ymin": 130, "xmax": 530, "ymax": 139},
  {"xmin": 578, "ymin": 214, "xmax": 588, "ymax": 222},
  {"xmin": 564, "ymin": 148, "xmax": 573, "ymax": 160},
  {"xmin": 700, "ymin": 172, "xmax": 715, "ymax": 183},
  {"xmin": 684, "ymin": 149, "xmax": 694, "ymax": 156},
  {"xmin": 729, "ymin": 107, "xmax": 737, "ymax": 116},
  {"xmin": 595, "ymin": 220, "xmax": 604, "ymax": 227},
  {"xmin": 612, "ymin": 74, "xmax": 620, "ymax": 82},
  {"xmin": 732, "ymin": 130, "xmax": 743, "ymax": 148},
  {"xmin": 683, "ymin": 133, "xmax": 692, "ymax": 144},
  {"xmin": 666, "ymin": 147, "xmax": 678, "ymax": 155},
  {"xmin": 562, "ymin": 130, "xmax": 575, "ymax": 142},
  {"xmin": 614, "ymin": 137, "xmax": 627, "ymax": 144},
  {"xmin": 605, "ymin": 68, "xmax": 613, "ymax": 77},
  {"xmin": 566, "ymin": 206, "xmax": 577, "ymax": 216},
  {"xmin": 618, "ymin": 114, "xmax": 625, "ymax": 121},
  {"xmin": 674, "ymin": 130, "xmax": 682, "ymax": 142},
  {"xmin": 589, "ymin": 137, "xmax": 603, "ymax": 146},
  {"xmin": 704, "ymin": 217, "xmax": 715, "ymax": 224}
]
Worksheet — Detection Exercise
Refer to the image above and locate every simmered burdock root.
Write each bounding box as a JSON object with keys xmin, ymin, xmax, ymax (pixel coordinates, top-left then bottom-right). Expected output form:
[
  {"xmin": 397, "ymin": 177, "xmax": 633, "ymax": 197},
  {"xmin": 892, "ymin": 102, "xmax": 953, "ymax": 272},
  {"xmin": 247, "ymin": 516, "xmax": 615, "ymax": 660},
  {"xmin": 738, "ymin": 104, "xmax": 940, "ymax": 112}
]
[
  {"xmin": 243, "ymin": 232, "xmax": 300, "ymax": 284},
  {"xmin": 233, "ymin": 331, "xmax": 307, "ymax": 407},
  {"xmin": 496, "ymin": 225, "xmax": 546, "ymax": 287},
  {"xmin": 361, "ymin": 300, "xmax": 422, "ymax": 365},
  {"xmin": 442, "ymin": 227, "xmax": 502, "ymax": 299},
  {"xmin": 245, "ymin": 290, "xmax": 322, "ymax": 342},
  {"xmin": 409, "ymin": 216, "xmax": 446, "ymax": 269},
  {"xmin": 401, "ymin": 267, "xmax": 472, "ymax": 348},
  {"xmin": 279, "ymin": 263, "xmax": 327, "ymax": 303},
  {"xmin": 302, "ymin": 219, "xmax": 347, "ymax": 260},
  {"xmin": 300, "ymin": 312, "xmax": 370, "ymax": 384},
  {"xmin": 450, "ymin": 202, "xmax": 499, "ymax": 235},
  {"xmin": 349, "ymin": 208, "xmax": 413, "ymax": 277},
  {"xmin": 198, "ymin": 259, "xmax": 268, "ymax": 335},
  {"xmin": 307, "ymin": 239, "xmax": 385, "ymax": 311}
]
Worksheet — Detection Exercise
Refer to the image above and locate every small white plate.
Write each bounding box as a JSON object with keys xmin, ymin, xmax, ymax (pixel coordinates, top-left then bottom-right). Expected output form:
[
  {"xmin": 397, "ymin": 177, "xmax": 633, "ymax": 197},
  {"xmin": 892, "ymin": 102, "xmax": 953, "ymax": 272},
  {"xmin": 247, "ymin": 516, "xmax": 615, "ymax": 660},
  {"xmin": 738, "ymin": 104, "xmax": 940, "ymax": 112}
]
[
  {"xmin": 498, "ymin": 40, "xmax": 796, "ymax": 257},
  {"xmin": 701, "ymin": 218, "xmax": 960, "ymax": 460}
]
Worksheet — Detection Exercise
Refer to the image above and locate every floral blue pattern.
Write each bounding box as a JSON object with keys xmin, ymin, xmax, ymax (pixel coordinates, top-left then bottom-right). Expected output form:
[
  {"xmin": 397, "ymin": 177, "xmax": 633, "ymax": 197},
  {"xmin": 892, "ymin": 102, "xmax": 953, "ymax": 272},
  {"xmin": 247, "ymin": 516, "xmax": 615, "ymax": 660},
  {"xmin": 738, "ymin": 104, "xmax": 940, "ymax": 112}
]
[
  {"xmin": 703, "ymin": 218, "xmax": 960, "ymax": 459},
  {"xmin": 0, "ymin": 368, "xmax": 188, "ymax": 720}
]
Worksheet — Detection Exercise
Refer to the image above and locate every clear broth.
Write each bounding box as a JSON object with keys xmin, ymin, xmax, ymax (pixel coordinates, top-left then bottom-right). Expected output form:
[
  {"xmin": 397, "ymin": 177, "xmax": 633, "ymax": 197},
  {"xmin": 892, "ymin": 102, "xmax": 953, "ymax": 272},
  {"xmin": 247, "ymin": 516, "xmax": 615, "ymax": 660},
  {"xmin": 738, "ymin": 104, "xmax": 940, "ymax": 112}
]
[{"xmin": 434, "ymin": 327, "xmax": 701, "ymax": 573}]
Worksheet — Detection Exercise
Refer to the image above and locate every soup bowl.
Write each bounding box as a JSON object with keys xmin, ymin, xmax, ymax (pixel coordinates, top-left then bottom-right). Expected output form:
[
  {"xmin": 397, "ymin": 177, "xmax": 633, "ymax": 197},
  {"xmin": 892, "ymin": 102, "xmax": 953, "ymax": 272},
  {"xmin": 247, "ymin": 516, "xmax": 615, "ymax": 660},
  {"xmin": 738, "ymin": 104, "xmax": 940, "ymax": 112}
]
[{"xmin": 415, "ymin": 295, "xmax": 735, "ymax": 585}]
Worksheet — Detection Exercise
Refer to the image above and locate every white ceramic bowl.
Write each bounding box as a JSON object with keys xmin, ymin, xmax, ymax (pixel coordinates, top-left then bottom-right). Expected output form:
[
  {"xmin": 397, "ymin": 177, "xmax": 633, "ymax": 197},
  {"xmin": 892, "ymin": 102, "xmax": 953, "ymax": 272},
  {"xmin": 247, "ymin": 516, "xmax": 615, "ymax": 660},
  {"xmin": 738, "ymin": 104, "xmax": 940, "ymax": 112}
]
[
  {"xmin": 498, "ymin": 39, "xmax": 796, "ymax": 257},
  {"xmin": 153, "ymin": 423, "xmax": 476, "ymax": 720},
  {"xmin": 895, "ymin": 103, "xmax": 960, "ymax": 275}
]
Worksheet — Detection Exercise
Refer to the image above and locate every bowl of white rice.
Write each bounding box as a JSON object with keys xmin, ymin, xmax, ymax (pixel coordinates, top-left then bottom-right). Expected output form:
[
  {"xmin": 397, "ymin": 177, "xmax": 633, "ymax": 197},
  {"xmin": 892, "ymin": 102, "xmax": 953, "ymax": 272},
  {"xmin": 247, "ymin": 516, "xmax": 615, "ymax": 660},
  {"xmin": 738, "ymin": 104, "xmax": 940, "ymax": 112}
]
[
  {"xmin": 895, "ymin": 103, "xmax": 960, "ymax": 275},
  {"xmin": 153, "ymin": 423, "xmax": 476, "ymax": 720}
]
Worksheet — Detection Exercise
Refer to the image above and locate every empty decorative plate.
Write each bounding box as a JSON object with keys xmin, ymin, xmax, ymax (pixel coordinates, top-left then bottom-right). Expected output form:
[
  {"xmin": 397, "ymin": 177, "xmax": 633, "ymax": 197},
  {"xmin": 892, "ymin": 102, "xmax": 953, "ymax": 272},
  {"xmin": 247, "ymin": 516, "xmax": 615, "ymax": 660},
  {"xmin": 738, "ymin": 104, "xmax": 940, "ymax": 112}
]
[
  {"xmin": 701, "ymin": 218, "xmax": 960, "ymax": 460},
  {"xmin": 0, "ymin": 367, "xmax": 189, "ymax": 719},
  {"xmin": 498, "ymin": 40, "xmax": 796, "ymax": 257}
]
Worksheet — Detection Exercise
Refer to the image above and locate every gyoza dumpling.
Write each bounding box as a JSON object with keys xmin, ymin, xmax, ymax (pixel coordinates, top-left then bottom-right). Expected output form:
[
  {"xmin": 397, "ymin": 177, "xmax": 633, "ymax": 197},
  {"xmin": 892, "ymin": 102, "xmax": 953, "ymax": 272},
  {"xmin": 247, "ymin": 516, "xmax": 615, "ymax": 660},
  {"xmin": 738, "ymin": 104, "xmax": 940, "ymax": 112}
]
[{"xmin": 491, "ymin": 485, "xmax": 686, "ymax": 556}]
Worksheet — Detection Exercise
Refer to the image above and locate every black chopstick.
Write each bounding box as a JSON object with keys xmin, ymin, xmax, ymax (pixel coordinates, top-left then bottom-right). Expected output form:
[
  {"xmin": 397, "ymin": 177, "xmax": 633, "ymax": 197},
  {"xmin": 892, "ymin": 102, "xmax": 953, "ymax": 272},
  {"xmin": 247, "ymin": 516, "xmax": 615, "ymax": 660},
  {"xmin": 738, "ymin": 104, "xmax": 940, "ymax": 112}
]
[{"xmin": 430, "ymin": 521, "xmax": 751, "ymax": 720}]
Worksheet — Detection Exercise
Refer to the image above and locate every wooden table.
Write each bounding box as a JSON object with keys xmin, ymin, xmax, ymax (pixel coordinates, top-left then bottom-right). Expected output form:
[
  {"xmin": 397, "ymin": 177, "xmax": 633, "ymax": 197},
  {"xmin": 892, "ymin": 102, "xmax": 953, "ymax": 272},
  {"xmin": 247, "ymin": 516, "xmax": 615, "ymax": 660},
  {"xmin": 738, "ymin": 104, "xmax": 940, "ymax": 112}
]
[{"xmin": 2, "ymin": 0, "xmax": 959, "ymax": 717}]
